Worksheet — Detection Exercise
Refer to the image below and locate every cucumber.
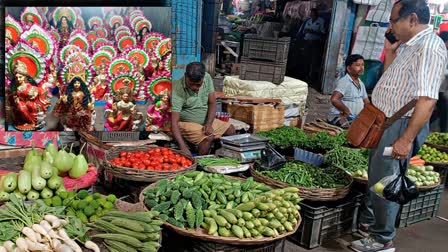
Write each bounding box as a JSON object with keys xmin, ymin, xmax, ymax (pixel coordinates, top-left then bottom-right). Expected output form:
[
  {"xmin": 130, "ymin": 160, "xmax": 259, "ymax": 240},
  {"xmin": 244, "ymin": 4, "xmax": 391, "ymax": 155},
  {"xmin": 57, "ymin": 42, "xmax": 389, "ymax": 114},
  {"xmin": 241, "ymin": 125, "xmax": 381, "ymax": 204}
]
[{"xmin": 18, "ymin": 170, "xmax": 32, "ymax": 194}]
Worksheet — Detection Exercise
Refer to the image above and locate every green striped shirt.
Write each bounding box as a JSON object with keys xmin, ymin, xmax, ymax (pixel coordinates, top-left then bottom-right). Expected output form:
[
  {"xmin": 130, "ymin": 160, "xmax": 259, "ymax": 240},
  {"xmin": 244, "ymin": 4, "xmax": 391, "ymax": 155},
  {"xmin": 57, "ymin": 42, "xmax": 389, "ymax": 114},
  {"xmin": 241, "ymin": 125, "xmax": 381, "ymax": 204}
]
[{"xmin": 172, "ymin": 73, "xmax": 214, "ymax": 125}]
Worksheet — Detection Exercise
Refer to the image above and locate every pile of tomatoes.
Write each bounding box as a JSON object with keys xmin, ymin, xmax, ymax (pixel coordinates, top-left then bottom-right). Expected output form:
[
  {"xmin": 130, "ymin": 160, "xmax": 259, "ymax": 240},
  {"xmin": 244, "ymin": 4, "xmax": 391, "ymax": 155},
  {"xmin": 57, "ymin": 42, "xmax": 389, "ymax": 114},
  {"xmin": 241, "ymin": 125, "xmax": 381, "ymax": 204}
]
[{"xmin": 109, "ymin": 147, "xmax": 193, "ymax": 171}]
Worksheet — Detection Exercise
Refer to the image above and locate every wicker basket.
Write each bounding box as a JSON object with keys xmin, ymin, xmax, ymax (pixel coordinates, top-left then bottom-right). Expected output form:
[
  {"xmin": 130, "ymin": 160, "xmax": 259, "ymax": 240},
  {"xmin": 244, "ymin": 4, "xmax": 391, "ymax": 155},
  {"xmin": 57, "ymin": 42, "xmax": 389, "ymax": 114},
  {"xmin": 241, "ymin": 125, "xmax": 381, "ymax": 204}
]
[
  {"xmin": 0, "ymin": 147, "xmax": 43, "ymax": 172},
  {"xmin": 425, "ymin": 142, "xmax": 448, "ymax": 153},
  {"xmin": 353, "ymin": 176, "xmax": 368, "ymax": 185},
  {"xmin": 249, "ymin": 167, "xmax": 352, "ymax": 201},
  {"xmin": 104, "ymin": 145, "xmax": 197, "ymax": 182},
  {"xmin": 139, "ymin": 177, "xmax": 302, "ymax": 245},
  {"xmin": 416, "ymin": 177, "xmax": 441, "ymax": 191}
]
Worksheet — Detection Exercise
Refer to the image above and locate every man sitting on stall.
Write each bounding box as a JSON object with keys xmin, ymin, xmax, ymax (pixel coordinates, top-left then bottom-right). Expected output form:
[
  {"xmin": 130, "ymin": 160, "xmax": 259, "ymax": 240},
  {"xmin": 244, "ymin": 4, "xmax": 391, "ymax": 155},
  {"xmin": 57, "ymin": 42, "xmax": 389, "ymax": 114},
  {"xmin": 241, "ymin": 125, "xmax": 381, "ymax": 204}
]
[
  {"xmin": 328, "ymin": 54, "xmax": 370, "ymax": 128},
  {"xmin": 172, "ymin": 62, "xmax": 236, "ymax": 156}
]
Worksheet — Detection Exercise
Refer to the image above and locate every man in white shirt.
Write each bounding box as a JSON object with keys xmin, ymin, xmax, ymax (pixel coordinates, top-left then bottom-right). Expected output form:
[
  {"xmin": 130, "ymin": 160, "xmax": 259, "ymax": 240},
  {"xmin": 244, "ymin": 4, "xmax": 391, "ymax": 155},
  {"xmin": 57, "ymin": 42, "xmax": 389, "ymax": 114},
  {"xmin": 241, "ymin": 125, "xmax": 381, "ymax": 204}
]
[{"xmin": 351, "ymin": 0, "xmax": 447, "ymax": 251}]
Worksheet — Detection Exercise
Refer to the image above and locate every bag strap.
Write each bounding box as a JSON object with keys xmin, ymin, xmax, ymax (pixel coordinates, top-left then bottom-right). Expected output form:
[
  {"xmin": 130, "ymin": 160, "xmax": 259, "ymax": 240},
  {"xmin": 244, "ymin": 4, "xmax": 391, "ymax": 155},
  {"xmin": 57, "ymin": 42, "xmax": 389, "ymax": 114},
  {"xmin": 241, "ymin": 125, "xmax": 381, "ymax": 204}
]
[
  {"xmin": 399, "ymin": 160, "xmax": 407, "ymax": 175},
  {"xmin": 384, "ymin": 99, "xmax": 418, "ymax": 128}
]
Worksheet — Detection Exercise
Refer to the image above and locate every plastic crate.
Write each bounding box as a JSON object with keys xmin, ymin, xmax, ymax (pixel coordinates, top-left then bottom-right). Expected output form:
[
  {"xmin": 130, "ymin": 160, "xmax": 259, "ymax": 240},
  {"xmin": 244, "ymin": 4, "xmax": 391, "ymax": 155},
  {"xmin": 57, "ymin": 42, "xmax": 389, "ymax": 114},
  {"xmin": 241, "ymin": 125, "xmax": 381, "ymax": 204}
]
[
  {"xmin": 294, "ymin": 148, "xmax": 324, "ymax": 167},
  {"xmin": 239, "ymin": 57, "xmax": 286, "ymax": 84},
  {"xmin": 242, "ymin": 34, "xmax": 290, "ymax": 63},
  {"xmin": 395, "ymin": 184, "xmax": 444, "ymax": 228},
  {"xmin": 91, "ymin": 131, "xmax": 140, "ymax": 142},
  {"xmin": 288, "ymin": 192, "xmax": 363, "ymax": 249},
  {"xmin": 160, "ymin": 228, "xmax": 285, "ymax": 252}
]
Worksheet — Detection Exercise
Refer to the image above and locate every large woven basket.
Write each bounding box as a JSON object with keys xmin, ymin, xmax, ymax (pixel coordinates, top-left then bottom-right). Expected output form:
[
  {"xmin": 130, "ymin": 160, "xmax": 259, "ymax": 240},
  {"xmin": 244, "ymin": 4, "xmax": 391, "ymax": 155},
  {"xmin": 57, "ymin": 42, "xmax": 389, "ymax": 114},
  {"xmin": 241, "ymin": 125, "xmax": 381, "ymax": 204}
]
[
  {"xmin": 416, "ymin": 177, "xmax": 441, "ymax": 191},
  {"xmin": 139, "ymin": 177, "xmax": 302, "ymax": 246},
  {"xmin": 104, "ymin": 145, "xmax": 197, "ymax": 182},
  {"xmin": 425, "ymin": 142, "xmax": 448, "ymax": 153},
  {"xmin": 0, "ymin": 147, "xmax": 43, "ymax": 172},
  {"xmin": 249, "ymin": 167, "xmax": 352, "ymax": 201},
  {"xmin": 353, "ymin": 176, "xmax": 368, "ymax": 185}
]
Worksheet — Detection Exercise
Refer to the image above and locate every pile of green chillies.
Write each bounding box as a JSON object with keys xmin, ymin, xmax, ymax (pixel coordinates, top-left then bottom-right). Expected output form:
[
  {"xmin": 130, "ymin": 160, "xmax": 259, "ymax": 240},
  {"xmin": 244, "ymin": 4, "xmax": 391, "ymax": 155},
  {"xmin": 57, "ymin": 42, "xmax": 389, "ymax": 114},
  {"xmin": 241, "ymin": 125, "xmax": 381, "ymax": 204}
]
[{"xmin": 260, "ymin": 161, "xmax": 351, "ymax": 189}]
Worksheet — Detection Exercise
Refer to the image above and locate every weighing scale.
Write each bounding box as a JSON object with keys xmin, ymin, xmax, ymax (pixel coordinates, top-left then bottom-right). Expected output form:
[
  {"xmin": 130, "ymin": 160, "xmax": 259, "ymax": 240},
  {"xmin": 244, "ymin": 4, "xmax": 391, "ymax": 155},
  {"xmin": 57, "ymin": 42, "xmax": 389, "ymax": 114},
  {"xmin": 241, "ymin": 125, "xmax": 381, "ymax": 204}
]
[{"xmin": 216, "ymin": 134, "xmax": 268, "ymax": 163}]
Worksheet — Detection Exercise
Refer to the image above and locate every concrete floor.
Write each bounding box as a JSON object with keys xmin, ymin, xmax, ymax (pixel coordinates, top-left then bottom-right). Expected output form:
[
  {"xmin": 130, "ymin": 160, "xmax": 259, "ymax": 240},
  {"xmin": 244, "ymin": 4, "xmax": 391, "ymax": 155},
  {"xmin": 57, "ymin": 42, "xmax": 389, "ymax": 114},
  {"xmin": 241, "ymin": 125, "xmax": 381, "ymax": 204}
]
[{"xmin": 285, "ymin": 188, "xmax": 448, "ymax": 252}]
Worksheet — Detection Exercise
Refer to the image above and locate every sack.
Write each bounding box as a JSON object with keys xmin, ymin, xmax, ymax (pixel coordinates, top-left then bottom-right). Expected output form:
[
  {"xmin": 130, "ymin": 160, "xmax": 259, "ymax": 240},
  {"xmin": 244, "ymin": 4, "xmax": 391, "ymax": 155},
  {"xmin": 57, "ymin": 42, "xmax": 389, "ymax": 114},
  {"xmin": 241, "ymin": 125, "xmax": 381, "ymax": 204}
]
[
  {"xmin": 259, "ymin": 144, "xmax": 286, "ymax": 171},
  {"xmin": 353, "ymin": 0, "xmax": 382, "ymax": 6},
  {"xmin": 352, "ymin": 23, "xmax": 388, "ymax": 61},
  {"xmin": 365, "ymin": 0, "xmax": 395, "ymax": 23},
  {"xmin": 347, "ymin": 99, "xmax": 418, "ymax": 149},
  {"xmin": 371, "ymin": 161, "xmax": 419, "ymax": 204},
  {"xmin": 346, "ymin": 103, "xmax": 386, "ymax": 148}
]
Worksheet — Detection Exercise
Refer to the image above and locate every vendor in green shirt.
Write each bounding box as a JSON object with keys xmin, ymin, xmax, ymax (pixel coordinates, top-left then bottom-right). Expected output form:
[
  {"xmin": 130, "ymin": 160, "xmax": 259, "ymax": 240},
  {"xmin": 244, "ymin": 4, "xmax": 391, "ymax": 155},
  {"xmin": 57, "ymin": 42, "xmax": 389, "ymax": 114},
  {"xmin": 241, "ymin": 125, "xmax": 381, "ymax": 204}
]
[{"xmin": 172, "ymin": 62, "xmax": 236, "ymax": 156}]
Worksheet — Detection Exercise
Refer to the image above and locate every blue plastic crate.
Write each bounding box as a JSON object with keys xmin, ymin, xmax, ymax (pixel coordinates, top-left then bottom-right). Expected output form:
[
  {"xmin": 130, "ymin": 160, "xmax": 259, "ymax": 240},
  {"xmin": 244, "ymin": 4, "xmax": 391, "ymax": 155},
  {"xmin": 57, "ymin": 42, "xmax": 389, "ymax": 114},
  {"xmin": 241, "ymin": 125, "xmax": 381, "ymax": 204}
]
[{"xmin": 294, "ymin": 148, "xmax": 324, "ymax": 167}]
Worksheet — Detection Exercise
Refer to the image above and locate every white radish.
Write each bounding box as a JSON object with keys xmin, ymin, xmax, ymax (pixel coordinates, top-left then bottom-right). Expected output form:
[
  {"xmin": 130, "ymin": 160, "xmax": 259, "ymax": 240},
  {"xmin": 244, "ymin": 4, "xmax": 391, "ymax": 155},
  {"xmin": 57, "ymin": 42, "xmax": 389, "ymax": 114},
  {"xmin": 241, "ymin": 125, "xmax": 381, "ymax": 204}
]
[
  {"xmin": 14, "ymin": 238, "xmax": 27, "ymax": 251},
  {"xmin": 60, "ymin": 219, "xmax": 68, "ymax": 226},
  {"xmin": 84, "ymin": 241, "xmax": 100, "ymax": 252},
  {"xmin": 44, "ymin": 215, "xmax": 61, "ymax": 229},
  {"xmin": 24, "ymin": 238, "xmax": 49, "ymax": 251},
  {"xmin": 21, "ymin": 227, "xmax": 37, "ymax": 243},
  {"xmin": 32, "ymin": 224, "xmax": 52, "ymax": 242},
  {"xmin": 3, "ymin": 241, "xmax": 15, "ymax": 252},
  {"xmin": 0, "ymin": 246, "xmax": 7, "ymax": 252},
  {"xmin": 39, "ymin": 220, "xmax": 53, "ymax": 232},
  {"xmin": 58, "ymin": 230, "xmax": 81, "ymax": 252},
  {"xmin": 51, "ymin": 239, "xmax": 61, "ymax": 250},
  {"xmin": 55, "ymin": 244, "xmax": 73, "ymax": 252}
]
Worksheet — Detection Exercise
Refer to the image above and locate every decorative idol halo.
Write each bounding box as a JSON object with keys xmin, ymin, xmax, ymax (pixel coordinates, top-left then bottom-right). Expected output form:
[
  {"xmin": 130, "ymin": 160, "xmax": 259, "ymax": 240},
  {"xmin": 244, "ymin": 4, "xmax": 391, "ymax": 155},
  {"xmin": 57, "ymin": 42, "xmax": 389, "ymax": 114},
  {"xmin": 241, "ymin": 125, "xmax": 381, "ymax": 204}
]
[
  {"xmin": 164, "ymin": 53, "xmax": 172, "ymax": 73},
  {"xmin": 68, "ymin": 34, "xmax": 89, "ymax": 51},
  {"xmin": 88, "ymin": 16, "xmax": 103, "ymax": 30},
  {"xmin": 114, "ymin": 26, "xmax": 130, "ymax": 35},
  {"xmin": 115, "ymin": 30, "xmax": 131, "ymax": 42},
  {"xmin": 135, "ymin": 19, "xmax": 152, "ymax": 33},
  {"xmin": 86, "ymin": 31, "xmax": 98, "ymax": 43},
  {"xmin": 66, "ymin": 51, "xmax": 91, "ymax": 66},
  {"xmin": 117, "ymin": 36, "xmax": 136, "ymax": 52},
  {"xmin": 61, "ymin": 61, "xmax": 93, "ymax": 86},
  {"xmin": 76, "ymin": 18, "xmax": 86, "ymax": 30},
  {"xmin": 109, "ymin": 73, "xmax": 139, "ymax": 96},
  {"xmin": 21, "ymin": 7, "xmax": 43, "ymax": 27},
  {"xmin": 92, "ymin": 51, "xmax": 113, "ymax": 73},
  {"xmin": 70, "ymin": 29, "xmax": 87, "ymax": 38},
  {"xmin": 108, "ymin": 58, "xmax": 134, "ymax": 77},
  {"xmin": 98, "ymin": 45, "xmax": 117, "ymax": 58},
  {"xmin": 126, "ymin": 48, "xmax": 150, "ymax": 68},
  {"xmin": 144, "ymin": 36, "xmax": 162, "ymax": 51},
  {"xmin": 49, "ymin": 30, "xmax": 60, "ymax": 44},
  {"xmin": 109, "ymin": 15, "xmax": 124, "ymax": 28},
  {"xmin": 92, "ymin": 38, "xmax": 110, "ymax": 51},
  {"xmin": 129, "ymin": 10, "xmax": 144, "ymax": 18},
  {"xmin": 20, "ymin": 24, "xmax": 55, "ymax": 61},
  {"xmin": 6, "ymin": 15, "xmax": 24, "ymax": 44},
  {"xmin": 131, "ymin": 16, "xmax": 145, "ymax": 30},
  {"xmin": 59, "ymin": 44, "xmax": 81, "ymax": 64},
  {"xmin": 146, "ymin": 74, "xmax": 172, "ymax": 98},
  {"xmin": 53, "ymin": 7, "xmax": 77, "ymax": 27},
  {"xmin": 95, "ymin": 27, "xmax": 108, "ymax": 38},
  {"xmin": 155, "ymin": 38, "xmax": 172, "ymax": 59},
  {"xmin": 6, "ymin": 42, "xmax": 47, "ymax": 84}
]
